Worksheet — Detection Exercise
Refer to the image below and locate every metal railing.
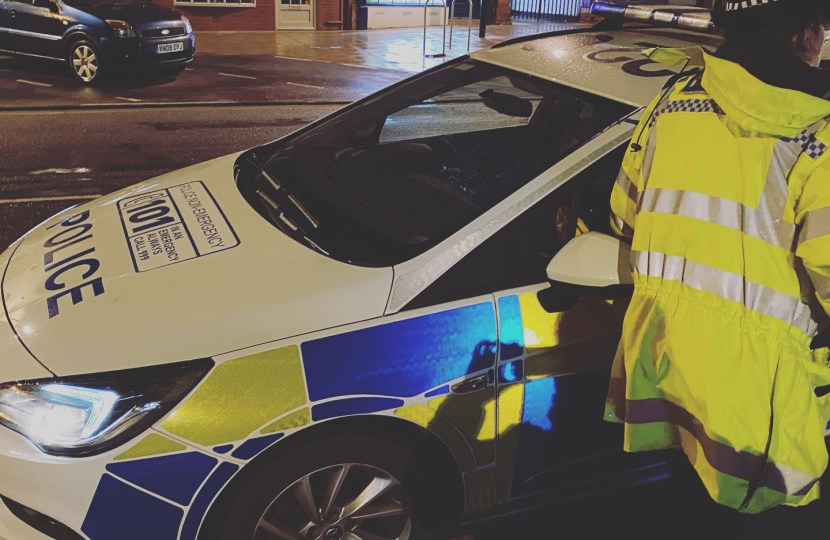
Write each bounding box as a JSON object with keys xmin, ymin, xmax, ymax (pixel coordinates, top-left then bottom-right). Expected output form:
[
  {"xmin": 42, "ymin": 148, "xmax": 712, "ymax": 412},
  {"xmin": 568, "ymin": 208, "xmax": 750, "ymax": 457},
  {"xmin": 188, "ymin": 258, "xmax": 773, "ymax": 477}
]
[
  {"xmin": 422, "ymin": 0, "xmax": 449, "ymax": 58},
  {"xmin": 448, "ymin": 0, "xmax": 472, "ymax": 51}
]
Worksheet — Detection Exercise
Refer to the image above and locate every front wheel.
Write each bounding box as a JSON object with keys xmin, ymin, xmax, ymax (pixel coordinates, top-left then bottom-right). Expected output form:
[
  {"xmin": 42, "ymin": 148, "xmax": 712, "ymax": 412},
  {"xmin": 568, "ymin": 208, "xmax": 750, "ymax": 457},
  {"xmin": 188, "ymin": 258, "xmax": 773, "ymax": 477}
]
[
  {"xmin": 67, "ymin": 41, "xmax": 103, "ymax": 84},
  {"xmin": 201, "ymin": 436, "xmax": 444, "ymax": 540}
]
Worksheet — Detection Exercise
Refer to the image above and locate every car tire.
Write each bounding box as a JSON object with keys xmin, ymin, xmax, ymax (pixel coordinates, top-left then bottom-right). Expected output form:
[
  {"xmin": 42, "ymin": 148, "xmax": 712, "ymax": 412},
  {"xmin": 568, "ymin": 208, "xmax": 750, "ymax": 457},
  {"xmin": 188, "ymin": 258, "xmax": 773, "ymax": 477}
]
[
  {"xmin": 200, "ymin": 435, "xmax": 444, "ymax": 540},
  {"xmin": 67, "ymin": 40, "xmax": 103, "ymax": 85}
]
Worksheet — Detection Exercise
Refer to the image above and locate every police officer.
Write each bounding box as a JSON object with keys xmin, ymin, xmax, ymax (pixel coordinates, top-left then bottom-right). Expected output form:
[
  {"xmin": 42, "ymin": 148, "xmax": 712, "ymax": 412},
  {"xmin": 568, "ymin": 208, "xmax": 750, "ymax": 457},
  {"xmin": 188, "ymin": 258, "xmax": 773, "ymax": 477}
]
[{"xmin": 605, "ymin": 0, "xmax": 830, "ymax": 513}]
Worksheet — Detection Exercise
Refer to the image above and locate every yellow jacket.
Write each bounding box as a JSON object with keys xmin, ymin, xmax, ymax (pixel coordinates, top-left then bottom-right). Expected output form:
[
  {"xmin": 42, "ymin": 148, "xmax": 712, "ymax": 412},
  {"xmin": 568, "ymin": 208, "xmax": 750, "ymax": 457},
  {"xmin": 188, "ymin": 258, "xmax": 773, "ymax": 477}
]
[{"xmin": 606, "ymin": 47, "xmax": 830, "ymax": 513}]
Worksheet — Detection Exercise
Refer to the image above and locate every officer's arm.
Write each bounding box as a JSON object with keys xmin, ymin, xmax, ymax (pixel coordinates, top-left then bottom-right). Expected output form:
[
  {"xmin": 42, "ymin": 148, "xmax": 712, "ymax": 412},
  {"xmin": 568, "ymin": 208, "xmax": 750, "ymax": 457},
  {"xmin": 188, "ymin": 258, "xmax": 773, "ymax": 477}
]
[
  {"xmin": 795, "ymin": 165, "xmax": 830, "ymax": 315},
  {"xmin": 609, "ymin": 95, "xmax": 661, "ymax": 240}
]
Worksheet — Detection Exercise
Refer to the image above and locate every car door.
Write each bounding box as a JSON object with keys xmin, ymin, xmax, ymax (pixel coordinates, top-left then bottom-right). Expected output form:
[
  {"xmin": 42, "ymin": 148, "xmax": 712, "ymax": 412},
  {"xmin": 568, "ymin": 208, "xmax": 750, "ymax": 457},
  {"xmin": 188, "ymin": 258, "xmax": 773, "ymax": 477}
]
[
  {"xmin": 0, "ymin": 0, "xmax": 13, "ymax": 51},
  {"xmin": 300, "ymin": 293, "xmax": 502, "ymax": 514},
  {"xmin": 402, "ymin": 143, "xmax": 674, "ymax": 510},
  {"xmin": 6, "ymin": 0, "xmax": 63, "ymax": 58},
  {"xmin": 488, "ymin": 148, "xmax": 675, "ymax": 506}
]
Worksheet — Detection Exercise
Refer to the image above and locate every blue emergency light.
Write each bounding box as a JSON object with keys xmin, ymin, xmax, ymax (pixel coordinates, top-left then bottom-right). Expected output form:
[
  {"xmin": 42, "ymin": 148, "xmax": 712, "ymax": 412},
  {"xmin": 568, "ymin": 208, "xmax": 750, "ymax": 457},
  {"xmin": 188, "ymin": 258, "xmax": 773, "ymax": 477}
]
[{"xmin": 590, "ymin": 2, "xmax": 716, "ymax": 32}]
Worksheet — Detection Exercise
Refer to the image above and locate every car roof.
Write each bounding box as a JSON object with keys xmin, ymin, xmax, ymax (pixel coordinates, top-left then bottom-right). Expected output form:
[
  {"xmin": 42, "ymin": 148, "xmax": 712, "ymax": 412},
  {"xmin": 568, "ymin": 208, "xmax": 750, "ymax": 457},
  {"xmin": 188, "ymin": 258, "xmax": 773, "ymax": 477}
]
[{"xmin": 471, "ymin": 27, "xmax": 723, "ymax": 108}]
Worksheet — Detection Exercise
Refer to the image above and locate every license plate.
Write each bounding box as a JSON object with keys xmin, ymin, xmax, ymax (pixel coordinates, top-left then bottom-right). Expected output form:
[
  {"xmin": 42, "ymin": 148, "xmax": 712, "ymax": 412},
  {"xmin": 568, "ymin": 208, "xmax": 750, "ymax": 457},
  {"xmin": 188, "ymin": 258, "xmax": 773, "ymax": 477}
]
[{"xmin": 156, "ymin": 42, "xmax": 184, "ymax": 54}]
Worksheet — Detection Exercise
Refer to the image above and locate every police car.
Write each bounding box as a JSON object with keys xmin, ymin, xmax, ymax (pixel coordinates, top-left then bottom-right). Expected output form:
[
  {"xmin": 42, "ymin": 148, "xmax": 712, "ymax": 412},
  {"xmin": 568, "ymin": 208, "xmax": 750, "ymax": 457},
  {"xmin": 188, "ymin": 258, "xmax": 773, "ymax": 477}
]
[{"xmin": 0, "ymin": 6, "xmax": 776, "ymax": 540}]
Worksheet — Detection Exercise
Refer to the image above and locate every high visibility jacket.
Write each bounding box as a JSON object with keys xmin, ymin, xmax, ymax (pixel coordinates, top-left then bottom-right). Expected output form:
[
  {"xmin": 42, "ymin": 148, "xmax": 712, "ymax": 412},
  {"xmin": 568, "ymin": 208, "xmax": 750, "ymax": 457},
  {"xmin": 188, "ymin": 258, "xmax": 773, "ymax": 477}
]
[{"xmin": 606, "ymin": 47, "xmax": 830, "ymax": 513}]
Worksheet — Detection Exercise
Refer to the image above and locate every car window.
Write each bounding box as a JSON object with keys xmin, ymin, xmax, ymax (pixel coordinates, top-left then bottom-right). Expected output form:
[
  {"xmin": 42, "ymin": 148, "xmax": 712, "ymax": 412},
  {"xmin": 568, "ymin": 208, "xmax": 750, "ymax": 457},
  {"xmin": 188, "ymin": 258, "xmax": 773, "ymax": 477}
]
[
  {"xmin": 403, "ymin": 146, "xmax": 624, "ymax": 310},
  {"xmin": 379, "ymin": 74, "xmax": 542, "ymax": 143},
  {"xmin": 236, "ymin": 60, "xmax": 633, "ymax": 267}
]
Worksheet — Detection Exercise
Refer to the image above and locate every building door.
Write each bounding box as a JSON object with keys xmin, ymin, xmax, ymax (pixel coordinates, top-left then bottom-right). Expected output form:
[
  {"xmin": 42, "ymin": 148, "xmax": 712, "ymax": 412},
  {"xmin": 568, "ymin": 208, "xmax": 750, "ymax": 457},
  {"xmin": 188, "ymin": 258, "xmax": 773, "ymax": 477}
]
[{"xmin": 277, "ymin": 0, "xmax": 315, "ymax": 30}]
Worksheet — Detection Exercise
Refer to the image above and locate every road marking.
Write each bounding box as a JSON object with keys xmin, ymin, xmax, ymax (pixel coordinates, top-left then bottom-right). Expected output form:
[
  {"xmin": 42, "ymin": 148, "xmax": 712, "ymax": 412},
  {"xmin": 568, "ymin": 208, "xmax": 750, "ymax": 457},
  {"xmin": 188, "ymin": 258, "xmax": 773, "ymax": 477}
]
[
  {"xmin": 116, "ymin": 96, "xmax": 142, "ymax": 102},
  {"xmin": 0, "ymin": 195, "xmax": 99, "ymax": 204},
  {"xmin": 30, "ymin": 167, "xmax": 91, "ymax": 175},
  {"xmin": 340, "ymin": 63, "xmax": 378, "ymax": 70},
  {"xmin": 218, "ymin": 72, "xmax": 257, "ymax": 80},
  {"xmin": 274, "ymin": 55, "xmax": 330, "ymax": 63},
  {"xmin": 16, "ymin": 79, "xmax": 52, "ymax": 87},
  {"xmin": 287, "ymin": 82, "xmax": 324, "ymax": 90}
]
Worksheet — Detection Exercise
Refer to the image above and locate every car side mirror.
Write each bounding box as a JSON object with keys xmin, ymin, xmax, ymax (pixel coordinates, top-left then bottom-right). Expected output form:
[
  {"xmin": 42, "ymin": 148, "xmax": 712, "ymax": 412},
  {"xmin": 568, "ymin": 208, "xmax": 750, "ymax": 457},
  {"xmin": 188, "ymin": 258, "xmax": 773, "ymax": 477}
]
[{"xmin": 538, "ymin": 232, "xmax": 633, "ymax": 312}]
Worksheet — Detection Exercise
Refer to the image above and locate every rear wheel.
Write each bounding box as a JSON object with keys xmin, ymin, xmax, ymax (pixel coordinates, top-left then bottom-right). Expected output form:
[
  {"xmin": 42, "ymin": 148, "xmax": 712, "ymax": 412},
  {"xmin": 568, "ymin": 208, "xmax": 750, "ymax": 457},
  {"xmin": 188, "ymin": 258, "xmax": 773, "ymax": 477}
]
[
  {"xmin": 201, "ymin": 436, "xmax": 448, "ymax": 540},
  {"xmin": 67, "ymin": 41, "xmax": 102, "ymax": 84}
]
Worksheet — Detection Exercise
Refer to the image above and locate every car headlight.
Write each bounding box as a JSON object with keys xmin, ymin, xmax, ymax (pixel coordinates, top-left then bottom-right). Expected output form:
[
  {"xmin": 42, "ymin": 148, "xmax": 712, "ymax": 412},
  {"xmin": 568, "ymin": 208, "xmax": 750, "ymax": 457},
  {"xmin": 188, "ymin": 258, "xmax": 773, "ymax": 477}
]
[
  {"xmin": 182, "ymin": 15, "xmax": 193, "ymax": 34},
  {"xmin": 106, "ymin": 19, "xmax": 136, "ymax": 38},
  {"xmin": 0, "ymin": 359, "xmax": 212, "ymax": 457}
]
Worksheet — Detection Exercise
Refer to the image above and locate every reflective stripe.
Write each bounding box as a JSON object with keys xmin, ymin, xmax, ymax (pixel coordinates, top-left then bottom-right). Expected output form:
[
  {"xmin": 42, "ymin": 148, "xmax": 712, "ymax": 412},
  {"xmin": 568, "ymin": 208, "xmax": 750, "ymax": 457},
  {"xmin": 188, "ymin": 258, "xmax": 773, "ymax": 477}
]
[
  {"xmin": 624, "ymin": 398, "xmax": 818, "ymax": 497},
  {"xmin": 807, "ymin": 268, "xmax": 830, "ymax": 301},
  {"xmin": 615, "ymin": 169, "xmax": 637, "ymax": 205},
  {"xmin": 631, "ymin": 250, "xmax": 815, "ymax": 333},
  {"xmin": 639, "ymin": 188, "xmax": 796, "ymax": 249},
  {"xmin": 638, "ymin": 133, "xmax": 806, "ymax": 250},
  {"xmin": 611, "ymin": 211, "xmax": 633, "ymax": 238},
  {"xmin": 799, "ymin": 206, "xmax": 830, "ymax": 245}
]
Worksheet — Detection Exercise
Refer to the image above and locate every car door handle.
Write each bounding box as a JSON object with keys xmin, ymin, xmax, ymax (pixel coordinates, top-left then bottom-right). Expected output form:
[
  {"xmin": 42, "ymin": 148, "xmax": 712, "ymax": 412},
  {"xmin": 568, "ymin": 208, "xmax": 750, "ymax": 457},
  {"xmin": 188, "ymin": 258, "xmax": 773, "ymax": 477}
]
[
  {"xmin": 9, "ymin": 9, "xmax": 16, "ymax": 16},
  {"xmin": 451, "ymin": 373, "xmax": 488, "ymax": 394}
]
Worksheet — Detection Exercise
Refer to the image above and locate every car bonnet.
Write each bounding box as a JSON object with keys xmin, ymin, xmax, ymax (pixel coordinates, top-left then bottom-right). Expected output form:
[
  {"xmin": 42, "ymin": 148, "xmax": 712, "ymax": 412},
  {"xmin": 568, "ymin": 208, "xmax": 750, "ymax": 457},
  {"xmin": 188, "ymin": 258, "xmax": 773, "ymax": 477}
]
[{"xmin": 0, "ymin": 155, "xmax": 393, "ymax": 377}]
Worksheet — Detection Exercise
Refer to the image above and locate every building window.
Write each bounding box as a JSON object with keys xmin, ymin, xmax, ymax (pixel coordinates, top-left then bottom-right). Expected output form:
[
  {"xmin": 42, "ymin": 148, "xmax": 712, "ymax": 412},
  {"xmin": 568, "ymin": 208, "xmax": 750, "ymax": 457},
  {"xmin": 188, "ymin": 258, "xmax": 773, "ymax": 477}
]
[{"xmin": 174, "ymin": 0, "xmax": 256, "ymax": 7}]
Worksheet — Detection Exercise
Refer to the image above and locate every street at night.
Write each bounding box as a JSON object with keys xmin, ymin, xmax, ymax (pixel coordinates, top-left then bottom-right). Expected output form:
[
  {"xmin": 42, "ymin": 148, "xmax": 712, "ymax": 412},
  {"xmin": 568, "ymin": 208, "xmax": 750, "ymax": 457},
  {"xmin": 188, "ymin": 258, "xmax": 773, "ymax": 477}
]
[{"xmin": 3, "ymin": 3, "xmax": 830, "ymax": 540}]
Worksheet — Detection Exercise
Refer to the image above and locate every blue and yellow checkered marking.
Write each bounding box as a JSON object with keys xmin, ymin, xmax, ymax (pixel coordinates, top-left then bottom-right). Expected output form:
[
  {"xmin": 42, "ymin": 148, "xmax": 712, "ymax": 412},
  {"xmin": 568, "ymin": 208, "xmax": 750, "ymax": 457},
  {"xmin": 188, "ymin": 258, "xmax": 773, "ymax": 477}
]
[{"xmin": 86, "ymin": 300, "xmax": 505, "ymax": 537}]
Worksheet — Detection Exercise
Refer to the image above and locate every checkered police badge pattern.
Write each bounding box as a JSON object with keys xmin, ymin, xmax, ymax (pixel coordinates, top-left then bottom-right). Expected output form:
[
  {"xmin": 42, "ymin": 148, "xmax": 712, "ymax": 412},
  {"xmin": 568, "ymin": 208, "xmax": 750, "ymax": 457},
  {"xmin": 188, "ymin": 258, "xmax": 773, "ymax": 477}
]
[
  {"xmin": 782, "ymin": 130, "xmax": 829, "ymax": 160},
  {"xmin": 724, "ymin": 0, "xmax": 779, "ymax": 12},
  {"xmin": 651, "ymin": 98, "xmax": 724, "ymax": 126}
]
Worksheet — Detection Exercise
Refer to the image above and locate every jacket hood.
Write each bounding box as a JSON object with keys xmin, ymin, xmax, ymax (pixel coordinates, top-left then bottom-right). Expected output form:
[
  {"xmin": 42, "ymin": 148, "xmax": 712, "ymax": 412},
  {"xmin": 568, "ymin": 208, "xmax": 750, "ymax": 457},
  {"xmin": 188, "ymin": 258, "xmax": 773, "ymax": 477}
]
[
  {"xmin": 0, "ymin": 155, "xmax": 393, "ymax": 377},
  {"xmin": 649, "ymin": 46, "xmax": 830, "ymax": 137}
]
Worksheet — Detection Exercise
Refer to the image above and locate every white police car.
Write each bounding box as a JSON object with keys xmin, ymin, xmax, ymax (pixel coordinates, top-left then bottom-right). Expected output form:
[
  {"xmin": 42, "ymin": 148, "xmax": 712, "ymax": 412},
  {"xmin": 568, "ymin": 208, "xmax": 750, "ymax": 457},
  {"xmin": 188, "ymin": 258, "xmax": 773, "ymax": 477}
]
[{"xmin": 0, "ymin": 7, "xmax": 725, "ymax": 540}]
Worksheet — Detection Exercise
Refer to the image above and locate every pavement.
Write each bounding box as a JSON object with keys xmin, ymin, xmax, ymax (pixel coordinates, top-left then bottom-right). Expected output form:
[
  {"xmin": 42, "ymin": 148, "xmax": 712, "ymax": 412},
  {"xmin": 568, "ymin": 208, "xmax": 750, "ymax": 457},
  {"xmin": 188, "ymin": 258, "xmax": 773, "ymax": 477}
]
[
  {"xmin": 0, "ymin": 21, "xmax": 584, "ymax": 110},
  {"xmin": 193, "ymin": 20, "xmax": 584, "ymax": 72},
  {"xmin": 1, "ymin": 20, "xmax": 829, "ymax": 540}
]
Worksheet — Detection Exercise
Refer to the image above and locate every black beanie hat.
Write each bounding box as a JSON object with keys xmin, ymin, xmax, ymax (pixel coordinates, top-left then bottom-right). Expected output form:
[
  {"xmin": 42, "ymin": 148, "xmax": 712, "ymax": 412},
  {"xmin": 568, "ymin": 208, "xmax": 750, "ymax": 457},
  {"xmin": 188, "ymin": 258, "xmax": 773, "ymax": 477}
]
[{"xmin": 712, "ymin": 0, "xmax": 830, "ymax": 28}]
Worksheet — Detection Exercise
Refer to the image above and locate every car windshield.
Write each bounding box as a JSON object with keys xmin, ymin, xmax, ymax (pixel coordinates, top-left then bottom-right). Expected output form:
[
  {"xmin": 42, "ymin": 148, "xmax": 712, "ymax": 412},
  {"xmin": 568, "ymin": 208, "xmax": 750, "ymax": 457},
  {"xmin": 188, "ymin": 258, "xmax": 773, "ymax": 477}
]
[{"xmin": 235, "ymin": 60, "xmax": 633, "ymax": 267}]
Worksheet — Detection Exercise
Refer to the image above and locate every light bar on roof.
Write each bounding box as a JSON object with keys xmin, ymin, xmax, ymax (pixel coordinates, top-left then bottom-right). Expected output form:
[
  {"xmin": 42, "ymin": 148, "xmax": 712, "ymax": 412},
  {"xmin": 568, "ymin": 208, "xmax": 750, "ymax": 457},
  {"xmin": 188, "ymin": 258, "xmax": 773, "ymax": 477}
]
[{"xmin": 591, "ymin": 2, "xmax": 715, "ymax": 31}]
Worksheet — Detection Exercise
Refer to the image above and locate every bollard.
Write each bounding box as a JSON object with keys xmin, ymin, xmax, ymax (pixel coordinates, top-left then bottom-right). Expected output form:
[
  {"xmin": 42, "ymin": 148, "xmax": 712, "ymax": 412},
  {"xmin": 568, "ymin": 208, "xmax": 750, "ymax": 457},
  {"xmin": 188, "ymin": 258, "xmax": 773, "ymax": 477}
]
[
  {"xmin": 448, "ymin": 0, "xmax": 473, "ymax": 52},
  {"xmin": 423, "ymin": 0, "xmax": 448, "ymax": 58}
]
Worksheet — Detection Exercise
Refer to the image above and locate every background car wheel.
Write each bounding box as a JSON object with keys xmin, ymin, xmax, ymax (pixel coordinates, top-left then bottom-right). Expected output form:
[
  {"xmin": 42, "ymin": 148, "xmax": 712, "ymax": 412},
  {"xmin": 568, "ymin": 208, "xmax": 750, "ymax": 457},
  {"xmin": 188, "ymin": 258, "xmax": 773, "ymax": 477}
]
[
  {"xmin": 201, "ymin": 436, "xmax": 447, "ymax": 540},
  {"xmin": 67, "ymin": 41, "xmax": 102, "ymax": 84}
]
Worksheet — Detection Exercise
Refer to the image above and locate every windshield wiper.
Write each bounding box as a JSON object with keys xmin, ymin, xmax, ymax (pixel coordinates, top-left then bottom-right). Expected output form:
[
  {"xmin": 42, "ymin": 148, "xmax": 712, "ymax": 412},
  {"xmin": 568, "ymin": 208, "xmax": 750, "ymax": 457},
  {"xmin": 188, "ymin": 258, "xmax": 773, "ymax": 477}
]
[
  {"xmin": 256, "ymin": 189, "xmax": 329, "ymax": 256},
  {"xmin": 248, "ymin": 153, "xmax": 319, "ymax": 229}
]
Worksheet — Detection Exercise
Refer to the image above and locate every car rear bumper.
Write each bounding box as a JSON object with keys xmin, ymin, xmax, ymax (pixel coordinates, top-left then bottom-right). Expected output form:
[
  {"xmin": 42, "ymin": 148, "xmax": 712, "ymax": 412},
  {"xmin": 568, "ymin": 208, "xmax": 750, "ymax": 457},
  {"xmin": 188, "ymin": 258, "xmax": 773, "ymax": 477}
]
[{"xmin": 99, "ymin": 33, "xmax": 196, "ymax": 69}]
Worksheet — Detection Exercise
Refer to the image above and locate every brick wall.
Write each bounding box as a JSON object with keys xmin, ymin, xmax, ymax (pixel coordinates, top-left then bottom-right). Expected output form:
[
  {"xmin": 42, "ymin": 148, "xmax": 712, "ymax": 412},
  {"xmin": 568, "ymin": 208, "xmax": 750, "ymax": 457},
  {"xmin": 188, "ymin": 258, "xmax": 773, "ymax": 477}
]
[
  {"xmin": 316, "ymin": 0, "xmax": 342, "ymax": 29},
  {"xmin": 156, "ymin": 0, "xmax": 277, "ymax": 31}
]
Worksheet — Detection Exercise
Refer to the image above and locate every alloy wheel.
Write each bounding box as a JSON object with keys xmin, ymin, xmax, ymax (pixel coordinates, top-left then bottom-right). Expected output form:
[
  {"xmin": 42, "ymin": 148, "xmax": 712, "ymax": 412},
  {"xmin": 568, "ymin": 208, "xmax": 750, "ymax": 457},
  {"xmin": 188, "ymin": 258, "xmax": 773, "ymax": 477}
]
[
  {"xmin": 253, "ymin": 463, "xmax": 412, "ymax": 540},
  {"xmin": 72, "ymin": 45, "xmax": 98, "ymax": 83}
]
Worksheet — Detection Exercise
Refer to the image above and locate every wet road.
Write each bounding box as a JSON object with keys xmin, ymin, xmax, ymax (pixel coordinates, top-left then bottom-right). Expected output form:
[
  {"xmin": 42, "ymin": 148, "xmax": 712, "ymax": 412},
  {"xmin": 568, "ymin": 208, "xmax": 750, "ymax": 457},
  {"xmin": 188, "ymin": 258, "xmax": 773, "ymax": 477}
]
[
  {"xmin": 1, "ymin": 48, "xmax": 830, "ymax": 540},
  {"xmin": 0, "ymin": 51, "xmax": 407, "ymax": 248},
  {"xmin": 0, "ymin": 103, "xmax": 343, "ymax": 248},
  {"xmin": 0, "ymin": 53, "xmax": 404, "ymax": 109}
]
